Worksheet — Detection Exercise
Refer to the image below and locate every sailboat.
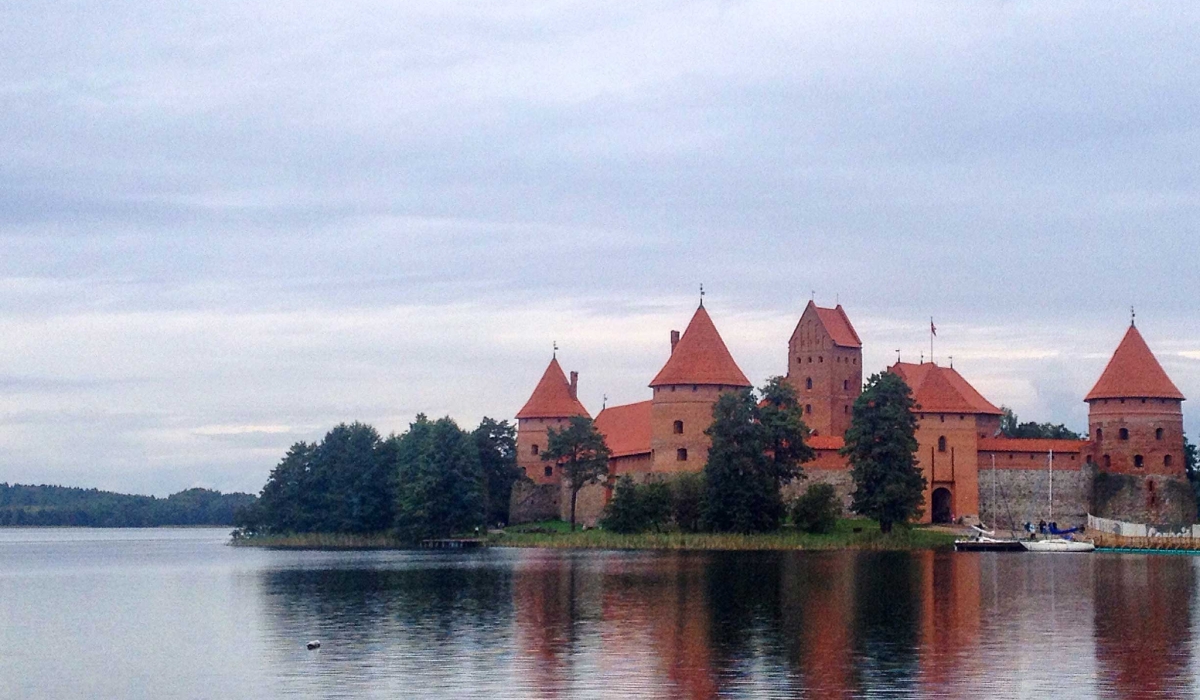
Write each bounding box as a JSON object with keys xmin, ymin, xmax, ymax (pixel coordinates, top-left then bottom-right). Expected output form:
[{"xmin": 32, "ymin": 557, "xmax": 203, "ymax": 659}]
[
  {"xmin": 955, "ymin": 454, "xmax": 1024, "ymax": 551},
  {"xmin": 1021, "ymin": 449, "xmax": 1095, "ymax": 553}
]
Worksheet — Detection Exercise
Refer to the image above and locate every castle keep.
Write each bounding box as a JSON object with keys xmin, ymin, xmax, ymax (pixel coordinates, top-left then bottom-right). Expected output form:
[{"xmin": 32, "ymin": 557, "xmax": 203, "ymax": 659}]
[{"xmin": 512, "ymin": 301, "xmax": 1196, "ymax": 528}]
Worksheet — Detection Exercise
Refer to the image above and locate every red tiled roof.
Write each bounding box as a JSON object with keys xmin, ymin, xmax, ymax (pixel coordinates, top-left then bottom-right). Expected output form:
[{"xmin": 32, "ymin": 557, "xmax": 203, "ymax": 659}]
[
  {"xmin": 889, "ymin": 362, "xmax": 1003, "ymax": 416},
  {"xmin": 808, "ymin": 435, "xmax": 845, "ymax": 451},
  {"xmin": 594, "ymin": 400, "xmax": 652, "ymax": 457},
  {"xmin": 979, "ymin": 437, "xmax": 1086, "ymax": 454},
  {"xmin": 814, "ymin": 304, "xmax": 862, "ymax": 348},
  {"xmin": 1085, "ymin": 325, "xmax": 1184, "ymax": 401},
  {"xmin": 516, "ymin": 357, "xmax": 591, "ymax": 419},
  {"xmin": 649, "ymin": 305, "xmax": 752, "ymax": 388}
]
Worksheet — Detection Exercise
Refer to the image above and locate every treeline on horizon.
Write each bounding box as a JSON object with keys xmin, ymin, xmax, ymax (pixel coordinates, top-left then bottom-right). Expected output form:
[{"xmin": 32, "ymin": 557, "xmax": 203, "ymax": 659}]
[
  {"xmin": 233, "ymin": 417, "xmax": 520, "ymax": 541},
  {"xmin": 0, "ymin": 484, "xmax": 257, "ymax": 527}
]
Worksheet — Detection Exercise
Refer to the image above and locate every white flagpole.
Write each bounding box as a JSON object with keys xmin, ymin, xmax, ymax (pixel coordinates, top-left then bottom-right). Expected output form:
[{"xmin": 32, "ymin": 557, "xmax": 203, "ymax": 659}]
[{"xmin": 1049, "ymin": 449, "xmax": 1054, "ymax": 523}]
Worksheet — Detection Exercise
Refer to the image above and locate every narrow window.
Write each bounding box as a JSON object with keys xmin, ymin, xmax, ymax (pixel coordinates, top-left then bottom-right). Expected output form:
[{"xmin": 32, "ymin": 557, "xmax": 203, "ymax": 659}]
[
  {"xmin": 531, "ymin": 444, "xmax": 539, "ymax": 456},
  {"xmin": 673, "ymin": 420, "xmax": 684, "ymax": 434},
  {"xmin": 940, "ymin": 415, "xmax": 945, "ymax": 423},
  {"xmin": 819, "ymin": 356, "xmax": 823, "ymax": 363},
  {"xmin": 544, "ymin": 466, "xmax": 553, "ymax": 477},
  {"xmin": 1156, "ymin": 428, "xmax": 1164, "ymax": 440},
  {"xmin": 843, "ymin": 379, "xmax": 849, "ymax": 391},
  {"xmin": 1134, "ymin": 454, "xmax": 1144, "ymax": 468},
  {"xmin": 1119, "ymin": 428, "xmax": 1129, "ymax": 441},
  {"xmin": 806, "ymin": 377, "xmax": 813, "ymax": 390},
  {"xmin": 844, "ymin": 406, "xmax": 849, "ymax": 414},
  {"xmin": 938, "ymin": 436, "xmax": 947, "ymax": 452},
  {"xmin": 808, "ymin": 356, "xmax": 813, "ymax": 363},
  {"xmin": 805, "ymin": 404, "xmax": 813, "ymax": 414},
  {"xmin": 677, "ymin": 448, "xmax": 688, "ymax": 461},
  {"xmin": 1096, "ymin": 428, "xmax": 1103, "ymax": 440},
  {"xmin": 1164, "ymin": 454, "xmax": 1174, "ymax": 467},
  {"xmin": 1103, "ymin": 454, "xmax": 1111, "ymax": 468}
]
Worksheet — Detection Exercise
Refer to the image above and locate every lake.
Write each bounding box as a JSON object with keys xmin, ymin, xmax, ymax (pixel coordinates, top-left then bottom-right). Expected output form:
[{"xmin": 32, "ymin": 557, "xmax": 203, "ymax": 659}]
[{"xmin": 0, "ymin": 528, "xmax": 1196, "ymax": 698}]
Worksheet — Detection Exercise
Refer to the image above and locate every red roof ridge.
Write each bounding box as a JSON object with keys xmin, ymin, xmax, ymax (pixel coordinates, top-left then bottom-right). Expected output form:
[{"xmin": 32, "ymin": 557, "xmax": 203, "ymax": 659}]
[
  {"xmin": 979, "ymin": 437, "xmax": 1086, "ymax": 453},
  {"xmin": 1084, "ymin": 324, "xmax": 1184, "ymax": 401},
  {"xmin": 649, "ymin": 304, "xmax": 752, "ymax": 388},
  {"xmin": 808, "ymin": 435, "xmax": 845, "ymax": 450},
  {"xmin": 516, "ymin": 357, "xmax": 591, "ymax": 419},
  {"xmin": 594, "ymin": 400, "xmax": 652, "ymax": 458}
]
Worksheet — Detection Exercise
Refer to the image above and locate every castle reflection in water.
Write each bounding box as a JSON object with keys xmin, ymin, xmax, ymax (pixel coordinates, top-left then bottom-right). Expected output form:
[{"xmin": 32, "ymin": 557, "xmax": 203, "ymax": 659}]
[
  {"xmin": 254, "ymin": 549, "xmax": 1196, "ymax": 698},
  {"xmin": 510, "ymin": 550, "xmax": 1194, "ymax": 699}
]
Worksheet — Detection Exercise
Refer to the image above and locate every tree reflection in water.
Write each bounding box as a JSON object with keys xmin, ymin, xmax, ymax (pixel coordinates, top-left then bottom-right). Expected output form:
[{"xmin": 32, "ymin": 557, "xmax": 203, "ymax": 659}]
[{"xmin": 253, "ymin": 548, "xmax": 1196, "ymax": 699}]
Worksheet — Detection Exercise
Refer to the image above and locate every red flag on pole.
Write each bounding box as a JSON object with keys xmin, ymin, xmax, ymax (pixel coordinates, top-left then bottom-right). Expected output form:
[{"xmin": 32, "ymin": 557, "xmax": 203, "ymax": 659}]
[{"xmin": 930, "ymin": 318, "xmax": 937, "ymax": 336}]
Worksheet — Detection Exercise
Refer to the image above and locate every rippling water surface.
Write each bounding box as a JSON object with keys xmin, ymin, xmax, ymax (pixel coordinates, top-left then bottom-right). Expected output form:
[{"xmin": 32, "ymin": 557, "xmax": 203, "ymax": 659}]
[{"xmin": 1, "ymin": 528, "xmax": 1198, "ymax": 698}]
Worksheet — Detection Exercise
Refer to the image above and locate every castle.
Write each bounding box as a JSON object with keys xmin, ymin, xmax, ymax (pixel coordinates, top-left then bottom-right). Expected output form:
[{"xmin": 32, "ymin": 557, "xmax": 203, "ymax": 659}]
[{"xmin": 512, "ymin": 300, "xmax": 1197, "ymax": 528}]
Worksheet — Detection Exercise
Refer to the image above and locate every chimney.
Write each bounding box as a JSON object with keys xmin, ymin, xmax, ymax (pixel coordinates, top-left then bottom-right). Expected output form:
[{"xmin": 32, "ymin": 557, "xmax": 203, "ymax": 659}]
[
  {"xmin": 670, "ymin": 330, "xmax": 680, "ymax": 353},
  {"xmin": 569, "ymin": 371, "xmax": 579, "ymax": 399}
]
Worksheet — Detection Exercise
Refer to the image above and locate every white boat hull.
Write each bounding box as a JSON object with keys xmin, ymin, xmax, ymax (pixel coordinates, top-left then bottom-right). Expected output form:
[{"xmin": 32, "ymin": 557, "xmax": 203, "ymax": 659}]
[{"xmin": 1021, "ymin": 538, "xmax": 1095, "ymax": 552}]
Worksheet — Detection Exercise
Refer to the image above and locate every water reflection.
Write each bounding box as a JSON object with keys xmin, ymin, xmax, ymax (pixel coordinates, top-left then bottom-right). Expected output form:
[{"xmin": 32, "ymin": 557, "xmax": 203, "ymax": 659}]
[
  {"xmin": 1093, "ymin": 555, "xmax": 1194, "ymax": 699},
  {"xmin": 247, "ymin": 548, "xmax": 1199, "ymax": 698}
]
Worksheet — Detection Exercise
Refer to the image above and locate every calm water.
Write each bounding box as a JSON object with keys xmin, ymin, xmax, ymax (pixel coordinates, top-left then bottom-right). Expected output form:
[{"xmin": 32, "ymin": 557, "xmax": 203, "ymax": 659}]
[{"xmin": 1, "ymin": 529, "xmax": 1197, "ymax": 699}]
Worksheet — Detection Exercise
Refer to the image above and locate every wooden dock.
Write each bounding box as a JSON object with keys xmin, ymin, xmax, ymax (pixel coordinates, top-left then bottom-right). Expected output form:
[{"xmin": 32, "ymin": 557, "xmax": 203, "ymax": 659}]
[{"xmin": 420, "ymin": 538, "xmax": 486, "ymax": 549}]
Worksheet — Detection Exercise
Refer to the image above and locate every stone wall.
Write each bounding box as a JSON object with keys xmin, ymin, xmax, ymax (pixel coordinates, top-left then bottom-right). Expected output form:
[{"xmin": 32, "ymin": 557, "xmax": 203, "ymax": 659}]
[
  {"xmin": 783, "ymin": 469, "xmax": 856, "ymax": 515},
  {"xmin": 977, "ymin": 465, "xmax": 1094, "ymax": 530},
  {"xmin": 509, "ymin": 480, "xmax": 560, "ymax": 524},
  {"xmin": 1092, "ymin": 472, "xmax": 1196, "ymax": 528}
]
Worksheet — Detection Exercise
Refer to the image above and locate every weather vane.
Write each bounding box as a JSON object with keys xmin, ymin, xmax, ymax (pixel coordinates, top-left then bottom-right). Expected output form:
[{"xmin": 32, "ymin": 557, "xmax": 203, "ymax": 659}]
[
  {"xmin": 553, "ymin": 340, "xmax": 558, "ymax": 358},
  {"xmin": 1131, "ymin": 306, "xmax": 1136, "ymax": 327},
  {"xmin": 699, "ymin": 283, "xmax": 705, "ymax": 306}
]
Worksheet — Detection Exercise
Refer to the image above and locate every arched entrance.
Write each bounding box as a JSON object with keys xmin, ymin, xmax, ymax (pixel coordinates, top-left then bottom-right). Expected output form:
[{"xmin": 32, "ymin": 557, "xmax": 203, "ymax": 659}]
[{"xmin": 932, "ymin": 487, "xmax": 953, "ymax": 524}]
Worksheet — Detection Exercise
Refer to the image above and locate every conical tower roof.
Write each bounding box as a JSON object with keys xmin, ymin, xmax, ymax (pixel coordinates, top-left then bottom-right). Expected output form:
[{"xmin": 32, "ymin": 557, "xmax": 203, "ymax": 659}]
[
  {"xmin": 1085, "ymin": 324, "xmax": 1184, "ymax": 401},
  {"xmin": 516, "ymin": 357, "xmax": 591, "ymax": 419},
  {"xmin": 649, "ymin": 304, "xmax": 751, "ymax": 388}
]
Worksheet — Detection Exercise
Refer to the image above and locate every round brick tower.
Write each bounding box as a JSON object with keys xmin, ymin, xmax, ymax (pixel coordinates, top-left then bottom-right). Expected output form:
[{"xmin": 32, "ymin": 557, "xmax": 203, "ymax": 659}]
[
  {"xmin": 648, "ymin": 302, "xmax": 752, "ymax": 474},
  {"xmin": 1085, "ymin": 322, "xmax": 1195, "ymax": 524}
]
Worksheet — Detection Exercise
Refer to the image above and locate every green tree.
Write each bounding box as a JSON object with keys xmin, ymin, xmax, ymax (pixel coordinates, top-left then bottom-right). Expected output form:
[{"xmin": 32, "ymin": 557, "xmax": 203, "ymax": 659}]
[
  {"xmin": 999, "ymin": 406, "xmax": 1082, "ymax": 440},
  {"xmin": 842, "ymin": 372, "xmax": 925, "ymax": 533},
  {"xmin": 759, "ymin": 376, "xmax": 815, "ymax": 483},
  {"xmin": 701, "ymin": 378, "xmax": 812, "ymax": 533},
  {"xmin": 393, "ymin": 415, "xmax": 486, "ymax": 541},
  {"xmin": 542, "ymin": 415, "xmax": 610, "ymax": 531},
  {"xmin": 473, "ymin": 417, "xmax": 522, "ymax": 526}
]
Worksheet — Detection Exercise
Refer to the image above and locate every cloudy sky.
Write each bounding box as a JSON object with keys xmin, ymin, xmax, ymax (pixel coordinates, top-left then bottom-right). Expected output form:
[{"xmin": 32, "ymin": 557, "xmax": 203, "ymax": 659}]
[{"xmin": 2, "ymin": 2, "xmax": 1199, "ymax": 495}]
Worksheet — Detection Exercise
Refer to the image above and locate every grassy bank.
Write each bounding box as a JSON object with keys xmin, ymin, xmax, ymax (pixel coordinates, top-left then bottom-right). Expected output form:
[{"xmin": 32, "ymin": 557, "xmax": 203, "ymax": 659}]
[
  {"xmin": 230, "ymin": 519, "xmax": 958, "ymax": 551},
  {"xmin": 492, "ymin": 518, "xmax": 956, "ymax": 551}
]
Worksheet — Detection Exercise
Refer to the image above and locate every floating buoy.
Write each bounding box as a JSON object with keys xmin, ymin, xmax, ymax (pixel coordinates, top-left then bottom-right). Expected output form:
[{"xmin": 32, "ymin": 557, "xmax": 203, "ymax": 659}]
[{"xmin": 306, "ymin": 640, "xmax": 321, "ymax": 650}]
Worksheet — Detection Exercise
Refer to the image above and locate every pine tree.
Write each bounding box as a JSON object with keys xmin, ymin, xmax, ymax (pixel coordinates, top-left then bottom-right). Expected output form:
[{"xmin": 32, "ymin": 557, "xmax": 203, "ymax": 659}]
[
  {"xmin": 542, "ymin": 415, "xmax": 610, "ymax": 531},
  {"xmin": 842, "ymin": 372, "xmax": 925, "ymax": 533},
  {"xmin": 701, "ymin": 378, "xmax": 812, "ymax": 533}
]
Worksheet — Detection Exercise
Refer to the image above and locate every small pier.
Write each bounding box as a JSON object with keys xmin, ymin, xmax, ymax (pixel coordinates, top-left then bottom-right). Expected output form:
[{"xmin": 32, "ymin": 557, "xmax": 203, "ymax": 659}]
[{"xmin": 420, "ymin": 538, "xmax": 486, "ymax": 549}]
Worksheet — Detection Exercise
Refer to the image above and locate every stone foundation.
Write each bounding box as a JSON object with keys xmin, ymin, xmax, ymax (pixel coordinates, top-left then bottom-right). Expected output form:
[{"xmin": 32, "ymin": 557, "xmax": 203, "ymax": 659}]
[
  {"xmin": 1092, "ymin": 472, "xmax": 1196, "ymax": 528},
  {"xmin": 977, "ymin": 466, "xmax": 1093, "ymax": 531},
  {"xmin": 509, "ymin": 480, "xmax": 560, "ymax": 524},
  {"xmin": 783, "ymin": 470, "xmax": 856, "ymax": 515}
]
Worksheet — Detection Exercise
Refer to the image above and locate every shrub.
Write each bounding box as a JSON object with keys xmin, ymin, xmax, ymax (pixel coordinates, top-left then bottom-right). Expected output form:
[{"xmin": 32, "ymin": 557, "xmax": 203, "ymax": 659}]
[
  {"xmin": 602, "ymin": 477, "xmax": 675, "ymax": 533},
  {"xmin": 791, "ymin": 483, "xmax": 839, "ymax": 534}
]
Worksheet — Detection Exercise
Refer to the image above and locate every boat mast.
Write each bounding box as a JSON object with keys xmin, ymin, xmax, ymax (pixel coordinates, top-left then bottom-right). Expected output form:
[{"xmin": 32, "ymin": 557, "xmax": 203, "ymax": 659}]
[
  {"xmin": 991, "ymin": 453, "xmax": 997, "ymax": 529},
  {"xmin": 1048, "ymin": 449, "xmax": 1054, "ymax": 522}
]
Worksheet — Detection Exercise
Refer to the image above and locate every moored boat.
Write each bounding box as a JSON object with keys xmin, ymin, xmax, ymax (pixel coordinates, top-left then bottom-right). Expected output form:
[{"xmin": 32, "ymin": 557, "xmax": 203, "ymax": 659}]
[
  {"xmin": 1021, "ymin": 537, "xmax": 1095, "ymax": 553},
  {"xmin": 954, "ymin": 525, "xmax": 1026, "ymax": 552}
]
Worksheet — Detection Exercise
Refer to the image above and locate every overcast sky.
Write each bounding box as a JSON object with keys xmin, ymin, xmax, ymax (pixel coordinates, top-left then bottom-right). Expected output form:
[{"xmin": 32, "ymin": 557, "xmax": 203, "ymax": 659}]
[{"xmin": 2, "ymin": 2, "xmax": 1199, "ymax": 495}]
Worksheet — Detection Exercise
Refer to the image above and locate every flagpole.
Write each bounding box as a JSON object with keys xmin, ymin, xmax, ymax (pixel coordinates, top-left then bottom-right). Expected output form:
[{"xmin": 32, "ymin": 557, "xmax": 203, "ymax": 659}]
[{"xmin": 930, "ymin": 317, "xmax": 935, "ymax": 365}]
